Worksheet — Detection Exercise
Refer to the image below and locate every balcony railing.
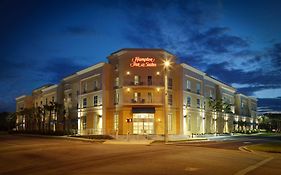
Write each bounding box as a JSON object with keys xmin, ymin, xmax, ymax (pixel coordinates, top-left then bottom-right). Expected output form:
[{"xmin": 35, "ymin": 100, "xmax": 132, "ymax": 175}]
[
  {"xmin": 82, "ymin": 87, "xmax": 101, "ymax": 94},
  {"xmin": 184, "ymin": 88, "xmax": 201, "ymax": 95},
  {"xmin": 124, "ymin": 81, "xmax": 164, "ymax": 87},
  {"xmin": 123, "ymin": 98, "xmax": 162, "ymax": 105}
]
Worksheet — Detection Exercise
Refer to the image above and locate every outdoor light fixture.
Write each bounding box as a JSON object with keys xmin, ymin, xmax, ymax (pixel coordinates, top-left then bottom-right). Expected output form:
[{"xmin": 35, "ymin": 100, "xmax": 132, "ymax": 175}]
[
  {"xmin": 127, "ymin": 88, "xmax": 130, "ymax": 92},
  {"xmin": 164, "ymin": 60, "xmax": 170, "ymax": 68},
  {"xmin": 156, "ymin": 88, "xmax": 160, "ymax": 92},
  {"xmin": 156, "ymin": 71, "xmax": 160, "ymax": 75},
  {"xmin": 126, "ymin": 71, "xmax": 130, "ymax": 75}
]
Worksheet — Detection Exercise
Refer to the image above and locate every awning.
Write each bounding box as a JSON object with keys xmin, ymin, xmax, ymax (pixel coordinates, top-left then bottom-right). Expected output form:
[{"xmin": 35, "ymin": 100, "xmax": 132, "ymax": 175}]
[{"xmin": 132, "ymin": 107, "xmax": 155, "ymax": 113}]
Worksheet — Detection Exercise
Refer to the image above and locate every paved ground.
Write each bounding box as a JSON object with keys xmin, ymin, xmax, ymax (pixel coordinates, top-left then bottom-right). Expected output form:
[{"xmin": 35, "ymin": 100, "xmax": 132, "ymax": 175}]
[{"xmin": 0, "ymin": 135, "xmax": 280, "ymax": 175}]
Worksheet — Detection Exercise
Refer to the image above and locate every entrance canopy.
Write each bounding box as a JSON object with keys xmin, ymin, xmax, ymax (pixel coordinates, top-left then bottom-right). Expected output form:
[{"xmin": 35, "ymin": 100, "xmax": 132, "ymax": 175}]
[{"xmin": 132, "ymin": 107, "xmax": 155, "ymax": 113}]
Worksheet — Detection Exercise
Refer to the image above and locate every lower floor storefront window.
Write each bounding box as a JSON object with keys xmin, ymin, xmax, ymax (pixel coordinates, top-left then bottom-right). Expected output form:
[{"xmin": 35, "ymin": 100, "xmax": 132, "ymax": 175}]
[{"xmin": 133, "ymin": 113, "xmax": 154, "ymax": 134}]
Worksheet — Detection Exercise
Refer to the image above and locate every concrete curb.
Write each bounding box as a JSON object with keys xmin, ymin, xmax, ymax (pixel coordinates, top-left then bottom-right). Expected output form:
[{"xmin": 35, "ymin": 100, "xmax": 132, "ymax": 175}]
[{"xmin": 237, "ymin": 145, "xmax": 274, "ymax": 175}]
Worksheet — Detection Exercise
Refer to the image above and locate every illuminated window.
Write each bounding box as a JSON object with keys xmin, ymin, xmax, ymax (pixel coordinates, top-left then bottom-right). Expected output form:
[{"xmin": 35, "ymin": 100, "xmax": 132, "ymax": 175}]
[
  {"xmin": 134, "ymin": 75, "xmax": 140, "ymax": 85},
  {"xmin": 196, "ymin": 83, "xmax": 201, "ymax": 94},
  {"xmin": 187, "ymin": 114, "xmax": 191, "ymax": 131},
  {"xmin": 114, "ymin": 92, "xmax": 119, "ymax": 105},
  {"xmin": 168, "ymin": 78, "xmax": 173, "ymax": 89},
  {"xmin": 197, "ymin": 99, "xmax": 200, "ymax": 108},
  {"xmin": 93, "ymin": 96, "xmax": 98, "ymax": 106},
  {"xmin": 83, "ymin": 98, "xmax": 87, "ymax": 108},
  {"xmin": 133, "ymin": 92, "xmax": 141, "ymax": 102},
  {"xmin": 187, "ymin": 96, "xmax": 191, "ymax": 107},
  {"xmin": 82, "ymin": 116, "xmax": 87, "ymax": 129},
  {"xmin": 114, "ymin": 113, "xmax": 119, "ymax": 131},
  {"xmin": 168, "ymin": 114, "xmax": 172, "ymax": 131},
  {"xmin": 168, "ymin": 94, "xmax": 173, "ymax": 105},
  {"xmin": 186, "ymin": 80, "xmax": 191, "ymax": 91},
  {"xmin": 115, "ymin": 77, "xmax": 119, "ymax": 87}
]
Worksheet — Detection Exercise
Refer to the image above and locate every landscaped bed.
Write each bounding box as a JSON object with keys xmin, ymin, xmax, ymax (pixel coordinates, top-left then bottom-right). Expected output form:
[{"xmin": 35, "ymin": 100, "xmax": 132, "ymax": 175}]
[{"xmin": 246, "ymin": 143, "xmax": 281, "ymax": 153}]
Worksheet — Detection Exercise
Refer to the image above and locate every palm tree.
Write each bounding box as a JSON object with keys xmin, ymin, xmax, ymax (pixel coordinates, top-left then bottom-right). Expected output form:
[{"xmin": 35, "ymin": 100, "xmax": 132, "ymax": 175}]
[
  {"xmin": 52, "ymin": 102, "xmax": 64, "ymax": 132},
  {"xmin": 43, "ymin": 104, "xmax": 52, "ymax": 133},
  {"xmin": 208, "ymin": 98, "xmax": 233, "ymax": 134},
  {"xmin": 33, "ymin": 106, "xmax": 43, "ymax": 132}
]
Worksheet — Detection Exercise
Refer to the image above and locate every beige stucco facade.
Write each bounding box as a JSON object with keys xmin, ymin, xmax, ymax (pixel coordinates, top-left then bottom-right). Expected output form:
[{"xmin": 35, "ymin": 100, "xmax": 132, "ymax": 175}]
[{"xmin": 16, "ymin": 48, "xmax": 258, "ymax": 136}]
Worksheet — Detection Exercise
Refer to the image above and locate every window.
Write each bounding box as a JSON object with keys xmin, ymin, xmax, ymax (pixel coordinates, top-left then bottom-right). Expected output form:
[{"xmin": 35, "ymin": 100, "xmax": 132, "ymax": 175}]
[
  {"xmin": 187, "ymin": 96, "xmax": 191, "ymax": 107},
  {"xmin": 83, "ymin": 82, "xmax": 87, "ymax": 93},
  {"xmin": 186, "ymin": 80, "xmax": 191, "ymax": 91},
  {"xmin": 134, "ymin": 92, "xmax": 141, "ymax": 102},
  {"xmin": 115, "ymin": 77, "xmax": 119, "ymax": 87},
  {"xmin": 114, "ymin": 113, "xmax": 119, "ymax": 131},
  {"xmin": 168, "ymin": 114, "xmax": 172, "ymax": 131},
  {"xmin": 52, "ymin": 96, "xmax": 54, "ymax": 102},
  {"xmin": 196, "ymin": 83, "xmax": 201, "ymax": 94},
  {"xmin": 45, "ymin": 98, "xmax": 48, "ymax": 105},
  {"xmin": 197, "ymin": 99, "xmax": 200, "ymax": 108},
  {"xmin": 93, "ymin": 96, "xmax": 98, "ymax": 106},
  {"xmin": 114, "ymin": 92, "xmax": 119, "ymax": 104},
  {"xmin": 148, "ymin": 76, "xmax": 152, "ymax": 85},
  {"xmin": 115, "ymin": 64, "xmax": 119, "ymax": 71},
  {"xmin": 148, "ymin": 92, "xmax": 152, "ymax": 103},
  {"xmin": 134, "ymin": 75, "xmax": 140, "ymax": 85},
  {"xmin": 187, "ymin": 114, "xmax": 191, "ymax": 131},
  {"xmin": 83, "ymin": 98, "xmax": 87, "ymax": 108},
  {"xmin": 94, "ymin": 80, "xmax": 99, "ymax": 90},
  {"xmin": 209, "ymin": 89, "xmax": 213, "ymax": 98},
  {"xmin": 82, "ymin": 116, "xmax": 87, "ymax": 129},
  {"xmin": 168, "ymin": 94, "xmax": 173, "ymax": 105},
  {"xmin": 168, "ymin": 78, "xmax": 173, "ymax": 89}
]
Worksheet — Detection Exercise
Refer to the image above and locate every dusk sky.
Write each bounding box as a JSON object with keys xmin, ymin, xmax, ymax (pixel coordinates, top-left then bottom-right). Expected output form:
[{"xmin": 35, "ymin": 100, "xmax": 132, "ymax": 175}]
[{"xmin": 0, "ymin": 0, "xmax": 280, "ymax": 113}]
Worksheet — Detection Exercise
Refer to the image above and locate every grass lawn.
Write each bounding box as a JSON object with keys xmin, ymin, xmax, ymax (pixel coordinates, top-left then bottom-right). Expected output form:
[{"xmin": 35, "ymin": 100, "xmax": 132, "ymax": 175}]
[
  {"xmin": 247, "ymin": 143, "xmax": 281, "ymax": 153},
  {"xmin": 256, "ymin": 132, "xmax": 281, "ymax": 137}
]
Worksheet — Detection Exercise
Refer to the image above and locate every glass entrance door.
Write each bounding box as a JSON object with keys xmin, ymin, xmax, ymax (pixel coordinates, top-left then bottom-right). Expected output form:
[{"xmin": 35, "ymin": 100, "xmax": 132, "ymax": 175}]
[{"xmin": 133, "ymin": 113, "xmax": 154, "ymax": 134}]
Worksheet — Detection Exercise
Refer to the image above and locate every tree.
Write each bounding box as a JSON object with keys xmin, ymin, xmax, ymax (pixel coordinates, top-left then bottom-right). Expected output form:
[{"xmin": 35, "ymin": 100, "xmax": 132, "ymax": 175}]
[{"xmin": 208, "ymin": 98, "xmax": 233, "ymax": 134}]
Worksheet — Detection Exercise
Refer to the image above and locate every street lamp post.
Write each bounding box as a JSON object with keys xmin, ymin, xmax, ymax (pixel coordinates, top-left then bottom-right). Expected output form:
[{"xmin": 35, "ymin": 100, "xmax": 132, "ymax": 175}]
[{"xmin": 164, "ymin": 60, "xmax": 170, "ymax": 143}]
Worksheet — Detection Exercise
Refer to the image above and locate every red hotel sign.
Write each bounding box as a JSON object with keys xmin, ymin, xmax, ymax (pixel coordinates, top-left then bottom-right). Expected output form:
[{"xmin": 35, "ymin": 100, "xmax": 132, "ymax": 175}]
[{"xmin": 130, "ymin": 57, "xmax": 157, "ymax": 67}]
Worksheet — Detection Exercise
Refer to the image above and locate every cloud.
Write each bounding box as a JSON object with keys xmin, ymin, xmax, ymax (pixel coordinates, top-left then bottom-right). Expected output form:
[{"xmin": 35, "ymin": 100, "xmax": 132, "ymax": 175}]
[
  {"xmin": 64, "ymin": 26, "xmax": 97, "ymax": 36},
  {"xmin": 190, "ymin": 27, "xmax": 249, "ymax": 54},
  {"xmin": 268, "ymin": 42, "xmax": 281, "ymax": 71},
  {"xmin": 41, "ymin": 57, "xmax": 86, "ymax": 82},
  {"xmin": 205, "ymin": 61, "xmax": 281, "ymax": 95},
  {"xmin": 258, "ymin": 98, "xmax": 281, "ymax": 113}
]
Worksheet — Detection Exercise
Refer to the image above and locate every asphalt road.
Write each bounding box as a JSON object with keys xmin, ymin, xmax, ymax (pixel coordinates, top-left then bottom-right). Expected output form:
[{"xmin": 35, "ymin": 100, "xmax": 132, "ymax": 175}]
[{"xmin": 0, "ymin": 135, "xmax": 280, "ymax": 175}]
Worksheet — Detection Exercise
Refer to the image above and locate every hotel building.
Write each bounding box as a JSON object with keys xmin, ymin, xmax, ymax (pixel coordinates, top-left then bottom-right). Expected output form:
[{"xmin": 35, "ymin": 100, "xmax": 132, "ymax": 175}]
[{"xmin": 16, "ymin": 49, "xmax": 258, "ymax": 136}]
